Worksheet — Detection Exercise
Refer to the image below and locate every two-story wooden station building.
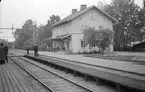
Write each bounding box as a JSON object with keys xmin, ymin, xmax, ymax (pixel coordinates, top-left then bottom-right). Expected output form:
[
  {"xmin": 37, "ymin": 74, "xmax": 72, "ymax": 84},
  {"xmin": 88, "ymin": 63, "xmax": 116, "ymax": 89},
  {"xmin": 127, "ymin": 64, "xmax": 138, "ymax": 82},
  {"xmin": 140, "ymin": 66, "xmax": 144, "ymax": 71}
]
[{"xmin": 48, "ymin": 5, "xmax": 117, "ymax": 53}]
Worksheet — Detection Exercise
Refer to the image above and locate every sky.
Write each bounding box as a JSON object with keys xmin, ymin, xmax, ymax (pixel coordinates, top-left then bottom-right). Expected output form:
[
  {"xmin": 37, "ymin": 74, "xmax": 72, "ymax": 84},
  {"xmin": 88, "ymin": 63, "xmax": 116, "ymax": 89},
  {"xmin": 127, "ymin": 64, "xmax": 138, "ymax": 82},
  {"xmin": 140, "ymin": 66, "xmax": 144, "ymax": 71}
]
[{"xmin": 0, "ymin": 0, "xmax": 143, "ymax": 42}]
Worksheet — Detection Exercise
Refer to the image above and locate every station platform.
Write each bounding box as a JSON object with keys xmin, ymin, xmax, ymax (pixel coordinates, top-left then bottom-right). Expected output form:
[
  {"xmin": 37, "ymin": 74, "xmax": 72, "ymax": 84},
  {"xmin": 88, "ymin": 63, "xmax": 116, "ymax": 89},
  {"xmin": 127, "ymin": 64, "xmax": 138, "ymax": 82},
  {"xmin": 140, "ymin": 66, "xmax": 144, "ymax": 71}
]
[
  {"xmin": 10, "ymin": 49, "xmax": 145, "ymax": 91},
  {"xmin": 12, "ymin": 49, "xmax": 145, "ymax": 75},
  {"xmin": 0, "ymin": 62, "xmax": 36, "ymax": 92}
]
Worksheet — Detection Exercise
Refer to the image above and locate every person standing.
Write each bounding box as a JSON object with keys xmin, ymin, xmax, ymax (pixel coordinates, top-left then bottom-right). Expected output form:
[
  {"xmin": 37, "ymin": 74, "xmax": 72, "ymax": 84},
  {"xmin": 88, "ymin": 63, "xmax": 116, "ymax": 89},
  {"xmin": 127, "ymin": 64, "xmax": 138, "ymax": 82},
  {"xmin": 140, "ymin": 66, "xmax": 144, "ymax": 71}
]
[
  {"xmin": 33, "ymin": 44, "xmax": 38, "ymax": 57},
  {"xmin": 26, "ymin": 46, "xmax": 29, "ymax": 55},
  {"xmin": 5, "ymin": 45, "xmax": 8, "ymax": 63},
  {"xmin": 0, "ymin": 43, "xmax": 6, "ymax": 65}
]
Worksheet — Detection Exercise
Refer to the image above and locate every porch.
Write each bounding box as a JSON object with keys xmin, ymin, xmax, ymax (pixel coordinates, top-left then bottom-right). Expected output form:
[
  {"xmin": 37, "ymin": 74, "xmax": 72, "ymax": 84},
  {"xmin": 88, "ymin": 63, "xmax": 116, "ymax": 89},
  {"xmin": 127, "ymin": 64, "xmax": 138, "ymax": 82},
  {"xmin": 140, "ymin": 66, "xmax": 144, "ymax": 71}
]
[{"xmin": 45, "ymin": 34, "xmax": 71, "ymax": 52}]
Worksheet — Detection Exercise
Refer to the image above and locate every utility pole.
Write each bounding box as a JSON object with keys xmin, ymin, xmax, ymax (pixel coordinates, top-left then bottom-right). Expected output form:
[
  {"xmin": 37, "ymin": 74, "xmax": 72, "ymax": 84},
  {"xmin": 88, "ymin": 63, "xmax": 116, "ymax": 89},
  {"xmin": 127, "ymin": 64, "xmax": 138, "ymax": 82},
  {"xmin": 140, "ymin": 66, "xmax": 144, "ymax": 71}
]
[
  {"xmin": 33, "ymin": 25, "xmax": 36, "ymax": 45},
  {"xmin": 12, "ymin": 24, "xmax": 15, "ymax": 49}
]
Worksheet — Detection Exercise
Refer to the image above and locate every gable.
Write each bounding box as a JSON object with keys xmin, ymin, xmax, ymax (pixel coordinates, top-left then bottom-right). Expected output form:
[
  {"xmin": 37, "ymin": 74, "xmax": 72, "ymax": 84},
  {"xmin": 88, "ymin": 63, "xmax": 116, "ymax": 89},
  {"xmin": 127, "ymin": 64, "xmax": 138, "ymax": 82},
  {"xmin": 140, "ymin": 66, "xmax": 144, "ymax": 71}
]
[
  {"xmin": 69, "ymin": 8, "xmax": 114, "ymax": 33},
  {"xmin": 51, "ymin": 5, "xmax": 117, "ymax": 28}
]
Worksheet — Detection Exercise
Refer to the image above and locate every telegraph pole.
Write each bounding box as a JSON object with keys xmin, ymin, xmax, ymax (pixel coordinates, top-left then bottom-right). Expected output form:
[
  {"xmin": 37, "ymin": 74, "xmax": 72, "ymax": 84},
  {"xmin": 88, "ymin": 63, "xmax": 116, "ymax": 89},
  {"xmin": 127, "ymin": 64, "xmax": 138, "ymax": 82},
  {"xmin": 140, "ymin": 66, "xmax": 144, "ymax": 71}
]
[
  {"xmin": 12, "ymin": 24, "xmax": 15, "ymax": 49},
  {"xmin": 33, "ymin": 25, "xmax": 36, "ymax": 45}
]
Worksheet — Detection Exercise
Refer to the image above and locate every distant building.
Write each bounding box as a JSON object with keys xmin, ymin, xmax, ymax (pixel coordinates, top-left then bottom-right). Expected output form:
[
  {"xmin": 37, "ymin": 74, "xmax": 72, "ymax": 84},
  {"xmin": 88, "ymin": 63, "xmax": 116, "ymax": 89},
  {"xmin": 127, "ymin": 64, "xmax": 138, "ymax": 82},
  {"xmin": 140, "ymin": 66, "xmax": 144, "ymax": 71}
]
[{"xmin": 47, "ymin": 5, "xmax": 117, "ymax": 53}]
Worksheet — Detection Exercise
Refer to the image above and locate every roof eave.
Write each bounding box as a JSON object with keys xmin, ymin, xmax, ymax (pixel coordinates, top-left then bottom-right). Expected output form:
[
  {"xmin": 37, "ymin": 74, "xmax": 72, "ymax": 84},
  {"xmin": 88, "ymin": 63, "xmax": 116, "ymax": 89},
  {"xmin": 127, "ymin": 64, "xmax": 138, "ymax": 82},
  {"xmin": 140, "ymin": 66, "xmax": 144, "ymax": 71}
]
[
  {"xmin": 93, "ymin": 6, "xmax": 118, "ymax": 23},
  {"xmin": 50, "ymin": 20, "xmax": 71, "ymax": 28}
]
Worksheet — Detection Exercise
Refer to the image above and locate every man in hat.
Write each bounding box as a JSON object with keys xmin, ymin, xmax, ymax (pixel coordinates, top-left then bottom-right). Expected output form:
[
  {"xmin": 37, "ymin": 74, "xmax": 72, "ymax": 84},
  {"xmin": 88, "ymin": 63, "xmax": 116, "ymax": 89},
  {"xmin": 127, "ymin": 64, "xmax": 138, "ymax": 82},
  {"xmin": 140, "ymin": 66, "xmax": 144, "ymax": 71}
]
[
  {"xmin": 0, "ymin": 43, "xmax": 6, "ymax": 65},
  {"xmin": 5, "ymin": 45, "xmax": 8, "ymax": 63},
  {"xmin": 26, "ymin": 46, "xmax": 29, "ymax": 55},
  {"xmin": 33, "ymin": 44, "xmax": 38, "ymax": 57}
]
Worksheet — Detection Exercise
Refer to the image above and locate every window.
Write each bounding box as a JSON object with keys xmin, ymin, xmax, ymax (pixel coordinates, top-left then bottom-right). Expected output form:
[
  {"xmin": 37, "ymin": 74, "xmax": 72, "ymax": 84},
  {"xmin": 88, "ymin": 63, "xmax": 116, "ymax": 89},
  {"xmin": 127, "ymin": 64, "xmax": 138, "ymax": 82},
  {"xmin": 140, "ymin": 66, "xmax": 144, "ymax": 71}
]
[
  {"xmin": 81, "ymin": 40, "xmax": 85, "ymax": 47},
  {"xmin": 54, "ymin": 31, "xmax": 56, "ymax": 36},
  {"xmin": 55, "ymin": 31, "xmax": 56, "ymax": 36},
  {"xmin": 89, "ymin": 13, "xmax": 93, "ymax": 20},
  {"xmin": 53, "ymin": 31, "xmax": 54, "ymax": 36},
  {"xmin": 61, "ymin": 28, "xmax": 63, "ymax": 35},
  {"xmin": 59, "ymin": 29, "xmax": 60, "ymax": 35},
  {"xmin": 63, "ymin": 27, "xmax": 65, "ymax": 35},
  {"xmin": 57, "ymin": 30, "xmax": 59, "ymax": 36},
  {"xmin": 60, "ymin": 28, "xmax": 62, "ymax": 35},
  {"xmin": 66, "ymin": 26, "xmax": 69, "ymax": 34}
]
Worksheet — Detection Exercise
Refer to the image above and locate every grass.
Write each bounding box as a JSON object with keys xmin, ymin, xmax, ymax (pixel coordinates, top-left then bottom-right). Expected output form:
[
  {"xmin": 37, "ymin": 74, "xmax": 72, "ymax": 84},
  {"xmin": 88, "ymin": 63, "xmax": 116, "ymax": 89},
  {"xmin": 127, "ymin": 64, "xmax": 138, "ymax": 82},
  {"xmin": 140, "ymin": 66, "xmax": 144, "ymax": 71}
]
[{"xmin": 84, "ymin": 54, "xmax": 135, "ymax": 62}]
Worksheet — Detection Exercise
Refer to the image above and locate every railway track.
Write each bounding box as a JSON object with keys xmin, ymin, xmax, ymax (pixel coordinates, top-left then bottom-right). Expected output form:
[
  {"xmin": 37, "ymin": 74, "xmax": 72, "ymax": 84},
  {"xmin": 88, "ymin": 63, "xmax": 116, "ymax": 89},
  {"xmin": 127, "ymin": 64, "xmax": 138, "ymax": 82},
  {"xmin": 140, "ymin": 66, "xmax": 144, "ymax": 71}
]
[
  {"xmin": 2, "ymin": 57, "xmax": 51, "ymax": 92},
  {"xmin": 9, "ymin": 50, "xmax": 145, "ymax": 92},
  {"xmin": 9, "ymin": 56, "xmax": 113, "ymax": 92},
  {"xmin": 24, "ymin": 55, "xmax": 145, "ymax": 92}
]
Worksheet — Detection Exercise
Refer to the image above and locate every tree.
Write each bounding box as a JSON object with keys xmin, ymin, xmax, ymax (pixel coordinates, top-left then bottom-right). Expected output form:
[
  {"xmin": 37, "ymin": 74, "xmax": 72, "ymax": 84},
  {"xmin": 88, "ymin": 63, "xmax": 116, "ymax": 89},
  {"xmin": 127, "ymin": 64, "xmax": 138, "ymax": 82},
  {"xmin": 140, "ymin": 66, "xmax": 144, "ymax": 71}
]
[
  {"xmin": 38, "ymin": 15, "xmax": 60, "ymax": 41},
  {"xmin": 135, "ymin": 9, "xmax": 145, "ymax": 44},
  {"xmin": 46, "ymin": 15, "xmax": 60, "ymax": 26},
  {"xmin": 38, "ymin": 25, "xmax": 52, "ymax": 41},
  {"xmin": 103, "ymin": 0, "xmax": 141, "ymax": 50},
  {"xmin": 37, "ymin": 15, "xmax": 60, "ymax": 50},
  {"xmin": 14, "ymin": 19, "xmax": 36, "ymax": 49},
  {"xmin": 83, "ymin": 27, "xmax": 114, "ymax": 54}
]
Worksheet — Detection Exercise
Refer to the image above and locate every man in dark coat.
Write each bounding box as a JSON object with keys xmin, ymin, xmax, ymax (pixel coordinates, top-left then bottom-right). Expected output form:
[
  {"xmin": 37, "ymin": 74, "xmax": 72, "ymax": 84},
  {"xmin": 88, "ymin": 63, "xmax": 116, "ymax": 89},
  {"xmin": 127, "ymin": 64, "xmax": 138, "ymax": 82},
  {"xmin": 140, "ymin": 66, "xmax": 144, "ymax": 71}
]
[
  {"xmin": 33, "ymin": 45, "xmax": 38, "ymax": 57},
  {"xmin": 5, "ymin": 45, "xmax": 8, "ymax": 63},
  {"xmin": 26, "ymin": 46, "xmax": 29, "ymax": 55},
  {"xmin": 0, "ymin": 43, "xmax": 6, "ymax": 65}
]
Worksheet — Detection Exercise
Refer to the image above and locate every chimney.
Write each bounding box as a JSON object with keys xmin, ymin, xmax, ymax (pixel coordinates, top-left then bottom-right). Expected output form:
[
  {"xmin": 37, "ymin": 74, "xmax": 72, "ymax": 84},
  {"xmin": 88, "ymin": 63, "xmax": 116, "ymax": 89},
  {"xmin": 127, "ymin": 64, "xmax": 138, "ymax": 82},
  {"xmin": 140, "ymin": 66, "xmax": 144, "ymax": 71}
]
[
  {"xmin": 72, "ymin": 9, "xmax": 77, "ymax": 14},
  {"xmin": 80, "ymin": 4, "xmax": 87, "ymax": 11}
]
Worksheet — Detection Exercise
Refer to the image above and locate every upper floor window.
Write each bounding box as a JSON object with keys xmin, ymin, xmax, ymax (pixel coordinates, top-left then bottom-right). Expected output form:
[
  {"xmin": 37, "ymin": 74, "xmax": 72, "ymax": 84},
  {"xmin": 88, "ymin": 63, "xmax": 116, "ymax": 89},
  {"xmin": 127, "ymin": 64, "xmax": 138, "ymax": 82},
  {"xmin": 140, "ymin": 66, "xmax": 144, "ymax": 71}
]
[
  {"xmin": 60, "ymin": 28, "xmax": 62, "ymax": 35},
  {"xmin": 54, "ymin": 31, "xmax": 57, "ymax": 36},
  {"xmin": 66, "ymin": 26, "xmax": 69, "ymax": 34},
  {"xmin": 52, "ymin": 31, "xmax": 54, "ymax": 36},
  {"xmin": 89, "ymin": 13, "xmax": 93, "ymax": 20},
  {"xmin": 58, "ymin": 29, "xmax": 61, "ymax": 35}
]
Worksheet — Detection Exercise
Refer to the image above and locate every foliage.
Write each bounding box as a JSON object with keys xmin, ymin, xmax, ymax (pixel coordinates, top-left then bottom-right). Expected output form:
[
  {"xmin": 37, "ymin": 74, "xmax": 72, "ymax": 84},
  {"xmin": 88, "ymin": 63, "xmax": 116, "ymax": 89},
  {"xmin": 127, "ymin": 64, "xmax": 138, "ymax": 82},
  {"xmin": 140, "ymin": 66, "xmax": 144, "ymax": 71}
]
[
  {"xmin": 38, "ymin": 15, "xmax": 60, "ymax": 44},
  {"xmin": 46, "ymin": 15, "xmax": 61, "ymax": 26},
  {"xmin": 103, "ymin": 0, "xmax": 142, "ymax": 50},
  {"xmin": 83, "ymin": 27, "xmax": 114, "ymax": 53},
  {"xmin": 34, "ymin": 15, "xmax": 60, "ymax": 50},
  {"xmin": 14, "ymin": 15, "xmax": 60, "ymax": 49},
  {"xmin": 38, "ymin": 25, "xmax": 52, "ymax": 41},
  {"xmin": 14, "ymin": 19, "xmax": 36, "ymax": 49}
]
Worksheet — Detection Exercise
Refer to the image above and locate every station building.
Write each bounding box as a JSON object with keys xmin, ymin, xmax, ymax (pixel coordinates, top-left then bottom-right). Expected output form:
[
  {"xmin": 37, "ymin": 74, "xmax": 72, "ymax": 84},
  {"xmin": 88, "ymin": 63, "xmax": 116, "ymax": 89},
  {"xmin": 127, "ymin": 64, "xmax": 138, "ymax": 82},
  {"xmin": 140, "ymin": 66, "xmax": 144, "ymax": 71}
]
[{"xmin": 48, "ymin": 5, "xmax": 117, "ymax": 53}]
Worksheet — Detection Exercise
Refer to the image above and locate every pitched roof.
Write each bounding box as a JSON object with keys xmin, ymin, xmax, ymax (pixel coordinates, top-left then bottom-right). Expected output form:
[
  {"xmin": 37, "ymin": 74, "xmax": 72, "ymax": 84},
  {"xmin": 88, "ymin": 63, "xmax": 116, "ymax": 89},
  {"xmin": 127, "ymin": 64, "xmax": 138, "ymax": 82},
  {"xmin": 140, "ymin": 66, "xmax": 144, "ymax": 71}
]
[
  {"xmin": 44, "ymin": 34, "xmax": 71, "ymax": 41},
  {"xmin": 50, "ymin": 5, "xmax": 118, "ymax": 27}
]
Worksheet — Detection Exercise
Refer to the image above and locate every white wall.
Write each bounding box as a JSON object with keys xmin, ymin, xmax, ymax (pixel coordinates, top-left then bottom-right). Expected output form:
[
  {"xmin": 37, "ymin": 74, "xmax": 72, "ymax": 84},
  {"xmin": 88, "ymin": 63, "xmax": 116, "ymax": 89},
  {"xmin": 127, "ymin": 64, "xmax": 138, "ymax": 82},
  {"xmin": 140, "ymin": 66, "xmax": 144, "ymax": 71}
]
[
  {"xmin": 52, "ymin": 7, "xmax": 114, "ymax": 52},
  {"xmin": 69, "ymin": 8, "xmax": 113, "ymax": 34},
  {"xmin": 71, "ymin": 33, "xmax": 84, "ymax": 53},
  {"xmin": 52, "ymin": 23, "xmax": 71, "ymax": 38},
  {"xmin": 70, "ymin": 8, "xmax": 114, "ymax": 52}
]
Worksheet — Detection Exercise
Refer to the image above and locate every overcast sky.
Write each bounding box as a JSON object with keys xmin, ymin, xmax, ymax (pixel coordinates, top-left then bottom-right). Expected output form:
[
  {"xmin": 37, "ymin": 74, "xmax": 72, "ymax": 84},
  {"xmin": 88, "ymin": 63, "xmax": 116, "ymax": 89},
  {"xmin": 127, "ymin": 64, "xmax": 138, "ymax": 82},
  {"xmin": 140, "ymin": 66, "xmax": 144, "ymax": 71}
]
[{"xmin": 0, "ymin": 0, "xmax": 143, "ymax": 41}]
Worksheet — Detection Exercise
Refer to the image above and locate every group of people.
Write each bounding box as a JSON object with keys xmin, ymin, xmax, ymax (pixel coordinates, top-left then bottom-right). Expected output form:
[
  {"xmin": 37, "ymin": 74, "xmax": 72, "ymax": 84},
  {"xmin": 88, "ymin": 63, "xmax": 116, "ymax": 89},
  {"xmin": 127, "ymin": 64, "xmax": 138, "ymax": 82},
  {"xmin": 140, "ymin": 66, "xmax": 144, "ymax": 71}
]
[
  {"xmin": 26, "ymin": 45, "xmax": 38, "ymax": 57},
  {"xmin": 0, "ymin": 43, "xmax": 8, "ymax": 65}
]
